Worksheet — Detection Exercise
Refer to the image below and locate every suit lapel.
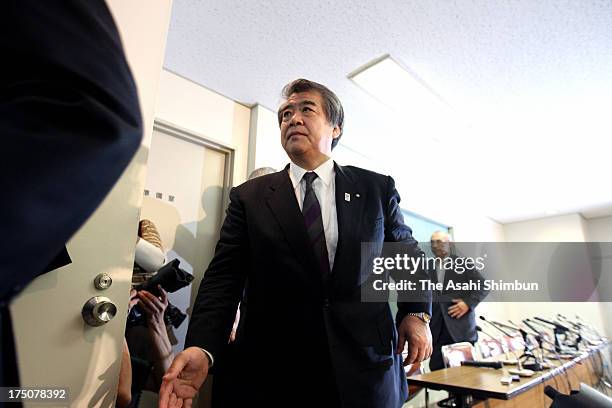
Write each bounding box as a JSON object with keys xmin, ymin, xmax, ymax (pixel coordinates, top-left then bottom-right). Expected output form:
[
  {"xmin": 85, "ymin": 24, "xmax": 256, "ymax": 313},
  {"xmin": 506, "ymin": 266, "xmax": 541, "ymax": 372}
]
[
  {"xmin": 332, "ymin": 163, "xmax": 365, "ymax": 275},
  {"xmin": 265, "ymin": 167, "xmax": 321, "ymax": 278}
]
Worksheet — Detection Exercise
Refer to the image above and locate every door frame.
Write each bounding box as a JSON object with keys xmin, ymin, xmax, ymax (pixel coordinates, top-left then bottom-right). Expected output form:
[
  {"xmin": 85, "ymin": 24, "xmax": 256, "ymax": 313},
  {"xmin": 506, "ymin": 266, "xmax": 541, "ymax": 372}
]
[{"xmin": 153, "ymin": 119, "xmax": 235, "ymax": 222}]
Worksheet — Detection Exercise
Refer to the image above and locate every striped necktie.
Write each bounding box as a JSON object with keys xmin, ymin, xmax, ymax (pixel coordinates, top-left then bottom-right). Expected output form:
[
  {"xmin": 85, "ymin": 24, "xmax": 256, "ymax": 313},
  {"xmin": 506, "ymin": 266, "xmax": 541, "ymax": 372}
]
[{"xmin": 302, "ymin": 172, "xmax": 330, "ymax": 274}]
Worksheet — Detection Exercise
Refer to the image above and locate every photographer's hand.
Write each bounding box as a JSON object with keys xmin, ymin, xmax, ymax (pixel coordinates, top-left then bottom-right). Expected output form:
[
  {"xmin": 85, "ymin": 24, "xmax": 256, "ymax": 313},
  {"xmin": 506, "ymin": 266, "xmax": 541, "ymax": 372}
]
[
  {"xmin": 128, "ymin": 288, "xmax": 139, "ymax": 313},
  {"xmin": 138, "ymin": 286, "xmax": 168, "ymax": 327},
  {"xmin": 139, "ymin": 286, "xmax": 174, "ymax": 384}
]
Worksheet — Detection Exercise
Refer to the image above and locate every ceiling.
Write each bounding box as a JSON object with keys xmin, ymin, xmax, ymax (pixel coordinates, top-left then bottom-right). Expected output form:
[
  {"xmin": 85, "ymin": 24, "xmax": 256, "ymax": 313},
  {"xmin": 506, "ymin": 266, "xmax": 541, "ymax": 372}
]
[{"xmin": 163, "ymin": 0, "xmax": 612, "ymax": 224}]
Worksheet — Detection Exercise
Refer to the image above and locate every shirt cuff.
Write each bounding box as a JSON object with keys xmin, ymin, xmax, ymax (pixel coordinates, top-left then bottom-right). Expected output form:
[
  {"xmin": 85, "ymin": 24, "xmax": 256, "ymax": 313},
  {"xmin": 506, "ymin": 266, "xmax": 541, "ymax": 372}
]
[{"xmin": 200, "ymin": 348, "xmax": 214, "ymax": 367}]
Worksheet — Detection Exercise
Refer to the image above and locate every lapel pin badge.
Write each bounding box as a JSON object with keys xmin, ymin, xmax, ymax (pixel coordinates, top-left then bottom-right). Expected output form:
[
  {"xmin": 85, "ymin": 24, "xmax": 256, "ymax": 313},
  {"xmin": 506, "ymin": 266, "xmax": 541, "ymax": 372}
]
[{"xmin": 345, "ymin": 193, "xmax": 351, "ymax": 202}]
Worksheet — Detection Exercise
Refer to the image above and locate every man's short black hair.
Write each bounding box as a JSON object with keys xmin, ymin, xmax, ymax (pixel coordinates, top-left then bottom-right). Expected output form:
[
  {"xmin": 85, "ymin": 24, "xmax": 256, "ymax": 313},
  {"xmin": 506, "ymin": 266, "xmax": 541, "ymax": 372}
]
[{"xmin": 277, "ymin": 78, "xmax": 344, "ymax": 150}]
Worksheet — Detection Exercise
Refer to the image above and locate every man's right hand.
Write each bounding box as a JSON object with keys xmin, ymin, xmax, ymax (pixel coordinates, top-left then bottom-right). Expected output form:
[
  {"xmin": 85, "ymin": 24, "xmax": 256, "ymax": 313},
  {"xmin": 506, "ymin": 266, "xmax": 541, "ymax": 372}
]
[{"xmin": 159, "ymin": 347, "xmax": 209, "ymax": 408}]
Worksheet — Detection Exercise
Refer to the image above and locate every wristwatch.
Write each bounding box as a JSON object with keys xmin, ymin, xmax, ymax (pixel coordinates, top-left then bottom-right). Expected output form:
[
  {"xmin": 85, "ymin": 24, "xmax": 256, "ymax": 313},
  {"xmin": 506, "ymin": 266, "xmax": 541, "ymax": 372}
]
[{"xmin": 406, "ymin": 312, "xmax": 431, "ymax": 324}]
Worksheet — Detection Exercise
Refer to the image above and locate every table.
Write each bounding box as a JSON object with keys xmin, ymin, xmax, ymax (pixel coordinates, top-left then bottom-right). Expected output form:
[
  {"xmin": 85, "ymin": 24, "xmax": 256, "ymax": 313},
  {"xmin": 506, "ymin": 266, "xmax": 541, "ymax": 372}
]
[{"xmin": 407, "ymin": 343, "xmax": 608, "ymax": 407}]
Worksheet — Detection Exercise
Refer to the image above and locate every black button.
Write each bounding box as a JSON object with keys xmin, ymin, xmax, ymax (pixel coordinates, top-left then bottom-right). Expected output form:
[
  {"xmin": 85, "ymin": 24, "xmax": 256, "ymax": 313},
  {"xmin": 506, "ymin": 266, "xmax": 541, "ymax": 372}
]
[{"xmin": 323, "ymin": 299, "xmax": 330, "ymax": 308}]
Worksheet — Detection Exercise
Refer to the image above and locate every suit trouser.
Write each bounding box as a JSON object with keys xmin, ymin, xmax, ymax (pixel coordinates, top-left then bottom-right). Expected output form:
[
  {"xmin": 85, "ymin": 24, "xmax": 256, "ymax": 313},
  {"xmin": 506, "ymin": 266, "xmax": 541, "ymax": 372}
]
[
  {"xmin": 1, "ymin": 305, "xmax": 22, "ymax": 407},
  {"xmin": 210, "ymin": 344, "xmax": 341, "ymax": 407},
  {"xmin": 429, "ymin": 301, "xmax": 456, "ymax": 371},
  {"xmin": 430, "ymin": 317, "xmax": 455, "ymax": 371}
]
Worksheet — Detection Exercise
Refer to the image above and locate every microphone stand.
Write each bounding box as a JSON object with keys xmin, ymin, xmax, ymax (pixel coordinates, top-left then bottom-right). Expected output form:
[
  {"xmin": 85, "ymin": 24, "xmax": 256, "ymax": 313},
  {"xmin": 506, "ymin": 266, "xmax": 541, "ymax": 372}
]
[
  {"xmin": 519, "ymin": 320, "xmax": 572, "ymax": 390},
  {"xmin": 520, "ymin": 319, "xmax": 547, "ymax": 371},
  {"xmin": 533, "ymin": 317, "xmax": 575, "ymax": 352},
  {"xmin": 528, "ymin": 318, "xmax": 579, "ymax": 359},
  {"xmin": 476, "ymin": 325, "xmax": 511, "ymax": 362},
  {"xmin": 479, "ymin": 317, "xmax": 533, "ymax": 376}
]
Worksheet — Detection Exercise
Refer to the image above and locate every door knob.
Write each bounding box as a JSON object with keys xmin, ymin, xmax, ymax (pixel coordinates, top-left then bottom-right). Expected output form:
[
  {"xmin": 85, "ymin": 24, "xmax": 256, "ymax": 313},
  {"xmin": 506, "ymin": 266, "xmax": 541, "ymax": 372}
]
[{"xmin": 82, "ymin": 296, "xmax": 117, "ymax": 327}]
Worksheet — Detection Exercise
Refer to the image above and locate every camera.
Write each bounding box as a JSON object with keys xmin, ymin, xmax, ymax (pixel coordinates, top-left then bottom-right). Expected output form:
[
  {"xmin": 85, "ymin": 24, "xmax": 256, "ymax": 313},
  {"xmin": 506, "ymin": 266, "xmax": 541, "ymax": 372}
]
[{"xmin": 127, "ymin": 258, "xmax": 194, "ymax": 328}]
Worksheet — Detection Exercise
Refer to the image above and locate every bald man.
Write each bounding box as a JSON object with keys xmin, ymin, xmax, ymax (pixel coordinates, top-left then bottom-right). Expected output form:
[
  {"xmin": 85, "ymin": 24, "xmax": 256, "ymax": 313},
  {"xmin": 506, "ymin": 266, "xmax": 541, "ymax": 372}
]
[{"xmin": 428, "ymin": 231, "xmax": 489, "ymax": 370}]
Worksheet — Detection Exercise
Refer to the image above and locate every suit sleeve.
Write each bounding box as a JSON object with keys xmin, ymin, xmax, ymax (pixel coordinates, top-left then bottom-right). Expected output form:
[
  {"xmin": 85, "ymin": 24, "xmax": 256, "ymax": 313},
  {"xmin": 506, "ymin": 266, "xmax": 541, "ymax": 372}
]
[
  {"xmin": 184, "ymin": 187, "xmax": 248, "ymax": 360},
  {"xmin": 463, "ymin": 266, "xmax": 489, "ymax": 310},
  {"xmin": 383, "ymin": 176, "xmax": 432, "ymax": 321},
  {"xmin": 0, "ymin": 0, "xmax": 142, "ymax": 303}
]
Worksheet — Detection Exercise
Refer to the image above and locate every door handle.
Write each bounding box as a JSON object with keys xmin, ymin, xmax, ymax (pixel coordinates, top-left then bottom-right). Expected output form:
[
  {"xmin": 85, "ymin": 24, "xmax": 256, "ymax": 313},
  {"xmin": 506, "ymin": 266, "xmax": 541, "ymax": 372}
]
[{"xmin": 81, "ymin": 296, "xmax": 117, "ymax": 327}]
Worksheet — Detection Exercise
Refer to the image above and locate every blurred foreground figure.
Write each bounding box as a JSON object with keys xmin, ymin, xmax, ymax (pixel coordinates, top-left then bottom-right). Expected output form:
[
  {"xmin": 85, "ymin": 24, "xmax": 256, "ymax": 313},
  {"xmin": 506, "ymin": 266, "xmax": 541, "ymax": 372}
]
[{"xmin": 0, "ymin": 0, "xmax": 142, "ymax": 389}]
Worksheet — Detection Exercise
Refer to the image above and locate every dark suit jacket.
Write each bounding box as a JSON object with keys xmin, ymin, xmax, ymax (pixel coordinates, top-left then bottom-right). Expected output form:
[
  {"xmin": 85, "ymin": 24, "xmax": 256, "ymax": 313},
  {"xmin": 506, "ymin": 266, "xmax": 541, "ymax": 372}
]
[
  {"xmin": 0, "ymin": 0, "xmax": 142, "ymax": 304},
  {"xmin": 185, "ymin": 163, "xmax": 431, "ymax": 407},
  {"xmin": 430, "ymin": 254, "xmax": 489, "ymax": 344}
]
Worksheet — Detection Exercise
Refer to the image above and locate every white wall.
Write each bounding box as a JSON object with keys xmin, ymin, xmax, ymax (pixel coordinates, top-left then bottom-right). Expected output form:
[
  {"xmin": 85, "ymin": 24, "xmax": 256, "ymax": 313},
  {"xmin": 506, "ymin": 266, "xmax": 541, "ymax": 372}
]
[
  {"xmin": 585, "ymin": 215, "xmax": 612, "ymax": 242},
  {"xmin": 504, "ymin": 213, "xmax": 588, "ymax": 241},
  {"xmin": 155, "ymin": 70, "xmax": 251, "ymax": 185},
  {"xmin": 248, "ymin": 104, "xmax": 287, "ymax": 173},
  {"xmin": 584, "ymin": 215, "xmax": 612, "ymax": 337},
  {"xmin": 494, "ymin": 213, "xmax": 609, "ymax": 336}
]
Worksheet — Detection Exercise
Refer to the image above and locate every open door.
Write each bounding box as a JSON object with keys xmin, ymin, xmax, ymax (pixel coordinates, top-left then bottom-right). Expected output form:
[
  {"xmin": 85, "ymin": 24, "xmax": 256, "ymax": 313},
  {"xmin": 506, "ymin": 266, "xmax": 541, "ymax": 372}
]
[{"xmin": 133, "ymin": 121, "xmax": 233, "ymax": 407}]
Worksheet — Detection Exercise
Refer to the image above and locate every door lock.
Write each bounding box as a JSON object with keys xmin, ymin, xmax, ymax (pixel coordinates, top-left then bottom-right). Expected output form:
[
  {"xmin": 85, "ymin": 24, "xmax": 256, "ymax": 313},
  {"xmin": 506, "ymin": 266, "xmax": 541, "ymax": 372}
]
[{"xmin": 93, "ymin": 273, "xmax": 113, "ymax": 290}]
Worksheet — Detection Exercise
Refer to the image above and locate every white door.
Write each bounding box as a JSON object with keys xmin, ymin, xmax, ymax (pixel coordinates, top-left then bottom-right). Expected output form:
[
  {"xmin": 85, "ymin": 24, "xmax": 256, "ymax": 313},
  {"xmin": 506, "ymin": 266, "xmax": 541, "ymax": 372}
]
[
  {"xmin": 133, "ymin": 122, "xmax": 232, "ymax": 407},
  {"xmin": 9, "ymin": 2, "xmax": 173, "ymax": 407}
]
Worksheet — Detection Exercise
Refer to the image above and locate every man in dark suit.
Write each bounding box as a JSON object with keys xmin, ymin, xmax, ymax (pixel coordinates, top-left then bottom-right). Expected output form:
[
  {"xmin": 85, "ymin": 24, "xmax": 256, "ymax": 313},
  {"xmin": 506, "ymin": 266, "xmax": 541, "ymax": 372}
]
[
  {"xmin": 1, "ymin": 0, "xmax": 142, "ymax": 388},
  {"xmin": 428, "ymin": 231, "xmax": 489, "ymax": 371},
  {"xmin": 159, "ymin": 79, "xmax": 432, "ymax": 407}
]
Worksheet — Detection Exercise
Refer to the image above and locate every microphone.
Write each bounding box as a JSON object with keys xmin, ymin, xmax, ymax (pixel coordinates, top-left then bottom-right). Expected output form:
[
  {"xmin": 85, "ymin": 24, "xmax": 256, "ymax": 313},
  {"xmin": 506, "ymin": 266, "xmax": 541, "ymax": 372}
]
[
  {"xmin": 478, "ymin": 318, "xmax": 522, "ymax": 368},
  {"xmin": 491, "ymin": 320, "xmax": 522, "ymax": 333},
  {"xmin": 557, "ymin": 314, "xmax": 581, "ymax": 330},
  {"xmin": 477, "ymin": 325, "xmax": 509, "ymax": 361},
  {"xmin": 522, "ymin": 319, "xmax": 543, "ymax": 336},
  {"xmin": 528, "ymin": 318, "xmax": 572, "ymax": 352},
  {"xmin": 511, "ymin": 320, "xmax": 543, "ymax": 349},
  {"xmin": 460, "ymin": 360, "xmax": 503, "ymax": 369},
  {"xmin": 534, "ymin": 317, "xmax": 570, "ymax": 332},
  {"xmin": 479, "ymin": 316, "xmax": 514, "ymax": 337},
  {"xmin": 509, "ymin": 320, "xmax": 531, "ymax": 334},
  {"xmin": 505, "ymin": 320, "xmax": 521, "ymax": 330},
  {"xmin": 524, "ymin": 319, "xmax": 556, "ymax": 345},
  {"xmin": 476, "ymin": 325, "xmax": 496, "ymax": 340},
  {"xmin": 520, "ymin": 319, "xmax": 548, "ymax": 371}
]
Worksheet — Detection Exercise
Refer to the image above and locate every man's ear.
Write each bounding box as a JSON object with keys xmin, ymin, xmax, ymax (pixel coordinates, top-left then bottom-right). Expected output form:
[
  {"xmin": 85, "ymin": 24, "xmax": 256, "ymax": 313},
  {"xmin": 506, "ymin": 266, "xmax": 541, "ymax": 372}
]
[{"xmin": 332, "ymin": 126, "xmax": 340, "ymax": 138}]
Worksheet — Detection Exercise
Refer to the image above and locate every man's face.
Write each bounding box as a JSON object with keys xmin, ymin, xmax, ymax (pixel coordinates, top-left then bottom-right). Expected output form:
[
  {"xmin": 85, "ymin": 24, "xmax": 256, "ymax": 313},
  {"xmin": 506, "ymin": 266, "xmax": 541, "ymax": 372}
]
[
  {"xmin": 278, "ymin": 90, "xmax": 339, "ymax": 158},
  {"xmin": 430, "ymin": 232, "xmax": 451, "ymax": 258}
]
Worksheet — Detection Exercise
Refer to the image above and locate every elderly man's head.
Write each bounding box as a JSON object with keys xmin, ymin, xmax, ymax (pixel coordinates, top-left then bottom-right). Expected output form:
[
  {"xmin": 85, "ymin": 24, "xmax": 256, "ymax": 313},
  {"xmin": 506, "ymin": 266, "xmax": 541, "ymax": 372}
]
[
  {"xmin": 248, "ymin": 167, "xmax": 277, "ymax": 180},
  {"xmin": 277, "ymin": 79, "xmax": 344, "ymax": 161},
  {"xmin": 430, "ymin": 230, "xmax": 451, "ymax": 258}
]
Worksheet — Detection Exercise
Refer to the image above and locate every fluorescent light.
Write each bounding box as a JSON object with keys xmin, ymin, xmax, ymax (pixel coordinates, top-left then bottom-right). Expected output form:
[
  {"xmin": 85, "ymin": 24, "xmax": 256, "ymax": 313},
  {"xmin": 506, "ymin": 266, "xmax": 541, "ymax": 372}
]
[{"xmin": 348, "ymin": 55, "xmax": 458, "ymax": 142}]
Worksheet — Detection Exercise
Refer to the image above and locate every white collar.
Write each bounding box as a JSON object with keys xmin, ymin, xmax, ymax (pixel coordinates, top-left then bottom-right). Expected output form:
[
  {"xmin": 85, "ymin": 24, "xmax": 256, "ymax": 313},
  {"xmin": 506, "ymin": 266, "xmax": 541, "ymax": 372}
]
[{"xmin": 289, "ymin": 158, "xmax": 335, "ymax": 189}]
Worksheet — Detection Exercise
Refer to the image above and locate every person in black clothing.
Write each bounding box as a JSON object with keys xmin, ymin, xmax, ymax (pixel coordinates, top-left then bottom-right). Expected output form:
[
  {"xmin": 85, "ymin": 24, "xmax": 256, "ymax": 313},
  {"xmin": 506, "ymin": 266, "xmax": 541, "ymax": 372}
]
[{"xmin": 0, "ymin": 0, "xmax": 142, "ymax": 390}]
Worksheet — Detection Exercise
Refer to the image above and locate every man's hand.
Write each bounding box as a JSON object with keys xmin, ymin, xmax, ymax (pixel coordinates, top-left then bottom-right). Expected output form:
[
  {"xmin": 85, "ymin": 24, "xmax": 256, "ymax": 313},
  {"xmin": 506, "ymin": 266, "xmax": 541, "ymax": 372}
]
[
  {"xmin": 159, "ymin": 347, "xmax": 210, "ymax": 408},
  {"xmin": 447, "ymin": 299, "xmax": 469, "ymax": 319},
  {"xmin": 396, "ymin": 315, "xmax": 432, "ymax": 366}
]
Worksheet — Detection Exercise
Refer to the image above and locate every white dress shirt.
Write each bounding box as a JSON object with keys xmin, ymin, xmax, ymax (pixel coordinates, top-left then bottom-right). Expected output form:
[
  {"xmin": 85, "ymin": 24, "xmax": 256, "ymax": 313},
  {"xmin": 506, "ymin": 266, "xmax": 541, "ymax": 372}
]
[{"xmin": 288, "ymin": 158, "xmax": 339, "ymax": 270}]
